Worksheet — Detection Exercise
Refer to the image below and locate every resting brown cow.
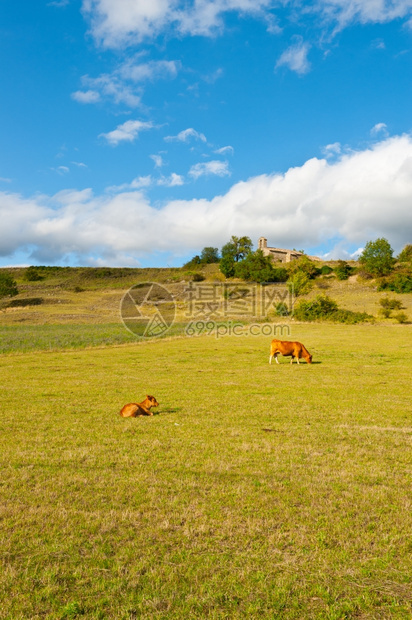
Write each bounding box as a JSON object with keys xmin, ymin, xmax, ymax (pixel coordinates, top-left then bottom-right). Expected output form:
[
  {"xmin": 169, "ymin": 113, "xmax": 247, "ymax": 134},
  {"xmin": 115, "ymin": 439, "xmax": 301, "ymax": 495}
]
[
  {"xmin": 269, "ymin": 339, "xmax": 312, "ymax": 365},
  {"xmin": 119, "ymin": 395, "xmax": 159, "ymax": 417}
]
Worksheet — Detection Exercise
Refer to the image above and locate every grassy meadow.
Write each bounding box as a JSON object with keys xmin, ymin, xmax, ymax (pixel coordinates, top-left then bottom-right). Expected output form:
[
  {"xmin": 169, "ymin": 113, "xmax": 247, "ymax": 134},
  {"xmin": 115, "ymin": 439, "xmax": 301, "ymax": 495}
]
[{"xmin": 1, "ymin": 322, "xmax": 412, "ymax": 619}]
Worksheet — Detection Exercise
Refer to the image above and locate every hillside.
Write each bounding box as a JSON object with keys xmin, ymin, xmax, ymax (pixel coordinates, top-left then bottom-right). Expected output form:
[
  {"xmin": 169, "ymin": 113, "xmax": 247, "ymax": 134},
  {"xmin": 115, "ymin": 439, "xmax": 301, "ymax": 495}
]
[{"xmin": 0, "ymin": 263, "xmax": 411, "ymax": 326}]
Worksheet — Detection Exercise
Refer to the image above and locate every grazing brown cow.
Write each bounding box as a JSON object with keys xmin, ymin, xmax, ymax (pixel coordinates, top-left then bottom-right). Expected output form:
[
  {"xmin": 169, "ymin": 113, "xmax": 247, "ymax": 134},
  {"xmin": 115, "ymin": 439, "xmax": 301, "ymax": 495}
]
[
  {"xmin": 119, "ymin": 395, "xmax": 159, "ymax": 417},
  {"xmin": 269, "ymin": 339, "xmax": 312, "ymax": 365}
]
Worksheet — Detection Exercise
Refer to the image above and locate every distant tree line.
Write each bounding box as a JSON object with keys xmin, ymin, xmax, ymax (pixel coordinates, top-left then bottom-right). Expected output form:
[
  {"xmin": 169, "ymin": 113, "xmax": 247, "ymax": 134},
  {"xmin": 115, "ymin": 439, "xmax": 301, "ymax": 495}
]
[{"xmin": 183, "ymin": 235, "xmax": 412, "ymax": 292}]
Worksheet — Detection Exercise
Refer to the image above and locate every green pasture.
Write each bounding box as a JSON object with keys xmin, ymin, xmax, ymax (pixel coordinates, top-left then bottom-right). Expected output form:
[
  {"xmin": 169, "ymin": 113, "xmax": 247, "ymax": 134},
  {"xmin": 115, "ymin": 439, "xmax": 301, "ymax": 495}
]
[
  {"xmin": 0, "ymin": 324, "xmax": 188, "ymax": 354},
  {"xmin": 1, "ymin": 324, "xmax": 412, "ymax": 619}
]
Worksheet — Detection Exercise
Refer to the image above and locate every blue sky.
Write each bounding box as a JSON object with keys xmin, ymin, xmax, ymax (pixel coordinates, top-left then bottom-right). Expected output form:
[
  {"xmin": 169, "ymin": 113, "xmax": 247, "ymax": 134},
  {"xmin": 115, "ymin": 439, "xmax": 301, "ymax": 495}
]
[{"xmin": 1, "ymin": 0, "xmax": 412, "ymax": 267}]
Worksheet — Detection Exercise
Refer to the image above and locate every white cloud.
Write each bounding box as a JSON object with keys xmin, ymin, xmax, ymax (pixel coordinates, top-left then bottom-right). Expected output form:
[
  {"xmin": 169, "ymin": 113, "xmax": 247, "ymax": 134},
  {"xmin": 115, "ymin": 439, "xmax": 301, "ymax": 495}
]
[
  {"xmin": 99, "ymin": 120, "xmax": 154, "ymax": 145},
  {"xmin": 0, "ymin": 177, "xmax": 12, "ymax": 183},
  {"xmin": 350, "ymin": 247, "xmax": 364, "ymax": 259},
  {"xmin": 214, "ymin": 145, "xmax": 234, "ymax": 156},
  {"xmin": 106, "ymin": 176, "xmax": 153, "ymax": 192},
  {"xmin": 82, "ymin": 0, "xmax": 274, "ymax": 47},
  {"xmin": 176, "ymin": 0, "xmax": 272, "ymax": 36},
  {"xmin": 71, "ymin": 161, "xmax": 88, "ymax": 168},
  {"xmin": 202, "ymin": 68, "xmax": 224, "ymax": 84},
  {"xmin": 189, "ymin": 160, "xmax": 230, "ymax": 179},
  {"xmin": 107, "ymin": 172, "xmax": 184, "ymax": 191},
  {"xmin": 322, "ymin": 142, "xmax": 341, "ymax": 158},
  {"xmin": 321, "ymin": 242, "xmax": 364, "ymax": 260},
  {"xmin": 72, "ymin": 58, "xmax": 179, "ymax": 108},
  {"xmin": 2, "ymin": 135, "xmax": 412, "ymax": 265},
  {"xmin": 164, "ymin": 128, "xmax": 207, "ymax": 143},
  {"xmin": 371, "ymin": 122, "xmax": 389, "ymax": 137},
  {"xmin": 276, "ymin": 38, "xmax": 311, "ymax": 75},
  {"xmin": 82, "ymin": 0, "xmax": 172, "ymax": 46},
  {"xmin": 157, "ymin": 173, "xmax": 184, "ymax": 186},
  {"xmin": 74, "ymin": 75, "xmax": 141, "ymax": 107},
  {"xmin": 150, "ymin": 154, "xmax": 164, "ymax": 168},
  {"xmin": 119, "ymin": 57, "xmax": 179, "ymax": 82},
  {"xmin": 82, "ymin": 0, "xmax": 412, "ymax": 49},
  {"xmin": 71, "ymin": 90, "xmax": 101, "ymax": 104},
  {"xmin": 315, "ymin": 0, "xmax": 412, "ymax": 31},
  {"xmin": 50, "ymin": 166, "xmax": 70, "ymax": 175},
  {"xmin": 371, "ymin": 38, "xmax": 386, "ymax": 49}
]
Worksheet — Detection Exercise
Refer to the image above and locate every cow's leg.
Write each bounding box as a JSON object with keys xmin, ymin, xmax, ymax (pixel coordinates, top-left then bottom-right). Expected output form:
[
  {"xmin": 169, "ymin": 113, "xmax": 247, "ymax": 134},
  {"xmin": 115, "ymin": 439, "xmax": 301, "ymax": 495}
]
[
  {"xmin": 269, "ymin": 353, "xmax": 272, "ymax": 364},
  {"xmin": 297, "ymin": 356, "xmax": 300, "ymax": 365},
  {"xmin": 290, "ymin": 356, "xmax": 294, "ymax": 364},
  {"xmin": 275, "ymin": 353, "xmax": 280, "ymax": 364}
]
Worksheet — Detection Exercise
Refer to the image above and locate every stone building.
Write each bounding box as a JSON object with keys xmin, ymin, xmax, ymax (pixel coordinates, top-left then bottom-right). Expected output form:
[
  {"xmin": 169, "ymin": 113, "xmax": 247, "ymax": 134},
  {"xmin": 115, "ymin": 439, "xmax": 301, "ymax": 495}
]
[
  {"xmin": 258, "ymin": 238, "xmax": 320, "ymax": 263},
  {"xmin": 258, "ymin": 238, "xmax": 303, "ymax": 263}
]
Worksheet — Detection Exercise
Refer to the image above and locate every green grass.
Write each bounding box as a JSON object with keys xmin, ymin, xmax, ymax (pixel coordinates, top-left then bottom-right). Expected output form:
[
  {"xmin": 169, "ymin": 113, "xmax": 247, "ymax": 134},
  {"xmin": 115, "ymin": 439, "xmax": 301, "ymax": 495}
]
[
  {"xmin": 0, "ymin": 323, "xmax": 188, "ymax": 354},
  {"xmin": 1, "ymin": 323, "xmax": 412, "ymax": 619},
  {"xmin": 0, "ymin": 323, "xmax": 135, "ymax": 353}
]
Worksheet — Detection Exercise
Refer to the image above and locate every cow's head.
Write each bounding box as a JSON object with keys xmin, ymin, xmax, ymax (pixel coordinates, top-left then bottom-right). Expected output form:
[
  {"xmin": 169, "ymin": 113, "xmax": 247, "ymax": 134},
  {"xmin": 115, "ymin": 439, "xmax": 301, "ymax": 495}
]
[{"xmin": 146, "ymin": 395, "xmax": 160, "ymax": 407}]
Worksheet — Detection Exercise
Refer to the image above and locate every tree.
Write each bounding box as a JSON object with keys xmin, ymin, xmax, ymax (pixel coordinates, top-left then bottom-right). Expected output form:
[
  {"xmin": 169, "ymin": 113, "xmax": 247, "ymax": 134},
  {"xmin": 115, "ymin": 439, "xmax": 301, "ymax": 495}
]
[
  {"xmin": 221, "ymin": 236, "xmax": 253, "ymax": 262},
  {"xmin": 0, "ymin": 272, "xmax": 18, "ymax": 298},
  {"xmin": 359, "ymin": 238, "xmax": 395, "ymax": 277},
  {"xmin": 398, "ymin": 244, "xmax": 412, "ymax": 263},
  {"xmin": 234, "ymin": 250, "xmax": 288, "ymax": 283},
  {"xmin": 334, "ymin": 260, "xmax": 353, "ymax": 281},
  {"xmin": 183, "ymin": 255, "xmax": 201, "ymax": 269},
  {"xmin": 219, "ymin": 254, "xmax": 236, "ymax": 278},
  {"xmin": 200, "ymin": 247, "xmax": 220, "ymax": 264},
  {"xmin": 287, "ymin": 271, "xmax": 313, "ymax": 297}
]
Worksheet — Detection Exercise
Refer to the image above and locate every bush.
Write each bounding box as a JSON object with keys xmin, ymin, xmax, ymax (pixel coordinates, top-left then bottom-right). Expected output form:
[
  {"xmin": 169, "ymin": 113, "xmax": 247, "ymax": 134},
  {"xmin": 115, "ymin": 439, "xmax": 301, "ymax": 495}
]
[
  {"xmin": 394, "ymin": 312, "xmax": 408, "ymax": 324},
  {"xmin": 378, "ymin": 274, "xmax": 412, "ymax": 293},
  {"xmin": 294, "ymin": 294, "xmax": 372, "ymax": 323},
  {"xmin": 0, "ymin": 272, "xmax": 18, "ymax": 298},
  {"xmin": 24, "ymin": 266, "xmax": 44, "ymax": 281},
  {"xmin": 359, "ymin": 237, "xmax": 395, "ymax": 277},
  {"xmin": 294, "ymin": 295, "xmax": 338, "ymax": 320},
  {"xmin": 88, "ymin": 268, "xmax": 131, "ymax": 279},
  {"xmin": 192, "ymin": 272, "xmax": 205, "ymax": 282},
  {"xmin": 332, "ymin": 309, "xmax": 373, "ymax": 324},
  {"xmin": 6, "ymin": 297, "xmax": 43, "ymax": 308},
  {"xmin": 379, "ymin": 297, "xmax": 403, "ymax": 311},
  {"xmin": 334, "ymin": 260, "xmax": 353, "ymax": 281},
  {"xmin": 233, "ymin": 250, "xmax": 288, "ymax": 283},
  {"xmin": 273, "ymin": 302, "xmax": 289, "ymax": 316},
  {"xmin": 287, "ymin": 271, "xmax": 313, "ymax": 297},
  {"xmin": 320, "ymin": 265, "xmax": 333, "ymax": 275},
  {"xmin": 379, "ymin": 307, "xmax": 392, "ymax": 319},
  {"xmin": 287, "ymin": 256, "xmax": 321, "ymax": 279}
]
